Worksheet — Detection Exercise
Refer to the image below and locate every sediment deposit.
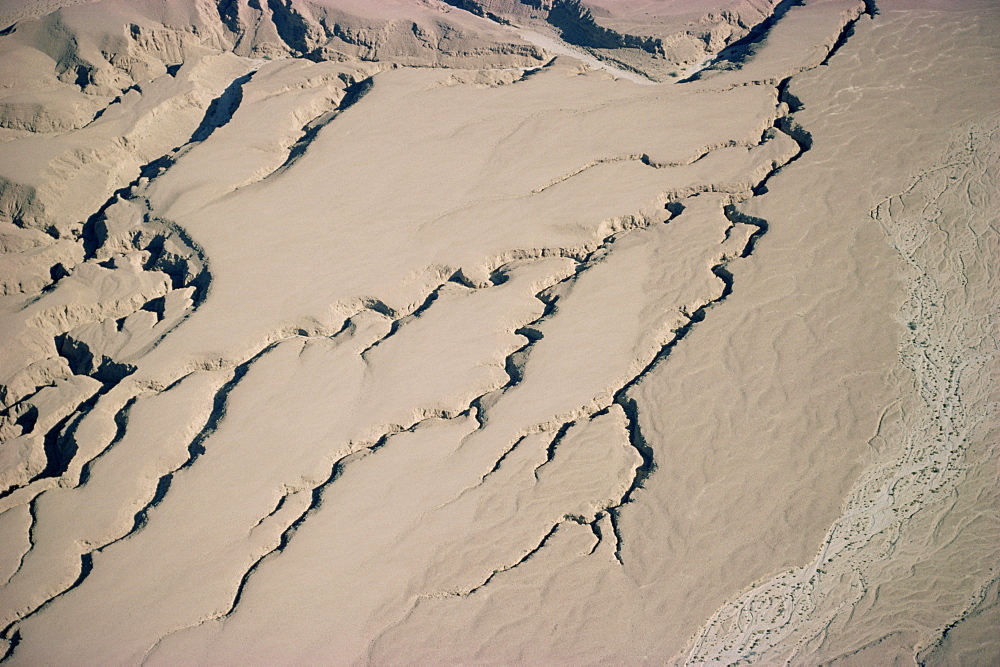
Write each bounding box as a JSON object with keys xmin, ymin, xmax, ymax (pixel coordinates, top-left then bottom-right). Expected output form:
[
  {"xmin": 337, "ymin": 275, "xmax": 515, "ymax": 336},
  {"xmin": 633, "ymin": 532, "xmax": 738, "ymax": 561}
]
[{"xmin": 0, "ymin": 0, "xmax": 996, "ymax": 663}]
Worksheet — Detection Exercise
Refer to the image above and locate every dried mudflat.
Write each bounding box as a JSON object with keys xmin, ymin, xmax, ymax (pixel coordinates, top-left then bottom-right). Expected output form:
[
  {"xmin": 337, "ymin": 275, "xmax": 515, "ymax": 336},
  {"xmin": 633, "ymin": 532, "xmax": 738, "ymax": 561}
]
[{"xmin": 0, "ymin": 0, "xmax": 997, "ymax": 664}]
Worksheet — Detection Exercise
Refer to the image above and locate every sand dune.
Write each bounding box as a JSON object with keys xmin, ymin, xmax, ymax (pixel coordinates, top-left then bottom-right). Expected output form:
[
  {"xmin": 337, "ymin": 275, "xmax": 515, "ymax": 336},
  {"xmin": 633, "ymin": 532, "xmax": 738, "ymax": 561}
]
[{"xmin": 0, "ymin": 0, "xmax": 997, "ymax": 663}]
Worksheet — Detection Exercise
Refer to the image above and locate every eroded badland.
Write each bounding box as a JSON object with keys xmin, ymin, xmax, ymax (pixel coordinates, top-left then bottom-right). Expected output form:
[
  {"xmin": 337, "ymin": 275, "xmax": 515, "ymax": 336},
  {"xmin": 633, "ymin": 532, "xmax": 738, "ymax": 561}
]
[{"xmin": 0, "ymin": 0, "xmax": 997, "ymax": 663}]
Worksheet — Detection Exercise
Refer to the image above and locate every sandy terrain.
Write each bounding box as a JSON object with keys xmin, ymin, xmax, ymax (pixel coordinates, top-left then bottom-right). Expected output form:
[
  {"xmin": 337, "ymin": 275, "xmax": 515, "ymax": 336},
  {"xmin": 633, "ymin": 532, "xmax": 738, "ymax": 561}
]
[{"xmin": 0, "ymin": 0, "xmax": 996, "ymax": 664}]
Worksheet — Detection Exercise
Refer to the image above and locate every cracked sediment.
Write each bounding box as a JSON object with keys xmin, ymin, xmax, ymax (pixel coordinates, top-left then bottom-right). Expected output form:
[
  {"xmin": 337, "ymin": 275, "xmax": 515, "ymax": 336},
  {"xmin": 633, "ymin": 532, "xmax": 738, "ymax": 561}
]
[
  {"xmin": 0, "ymin": 4, "xmax": 865, "ymax": 655},
  {"xmin": 1, "ymin": 0, "xmax": 997, "ymax": 663}
]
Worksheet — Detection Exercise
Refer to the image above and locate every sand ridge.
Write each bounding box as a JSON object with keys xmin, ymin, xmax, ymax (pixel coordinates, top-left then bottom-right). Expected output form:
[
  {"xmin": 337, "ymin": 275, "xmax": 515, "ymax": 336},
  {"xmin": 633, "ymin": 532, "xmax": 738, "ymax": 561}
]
[{"xmin": 0, "ymin": 0, "xmax": 997, "ymax": 663}]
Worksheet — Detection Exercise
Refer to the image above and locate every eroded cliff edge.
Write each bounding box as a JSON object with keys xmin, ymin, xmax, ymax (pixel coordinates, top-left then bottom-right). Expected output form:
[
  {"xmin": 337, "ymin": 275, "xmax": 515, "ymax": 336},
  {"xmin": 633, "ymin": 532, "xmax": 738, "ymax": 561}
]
[{"xmin": 0, "ymin": 0, "xmax": 997, "ymax": 663}]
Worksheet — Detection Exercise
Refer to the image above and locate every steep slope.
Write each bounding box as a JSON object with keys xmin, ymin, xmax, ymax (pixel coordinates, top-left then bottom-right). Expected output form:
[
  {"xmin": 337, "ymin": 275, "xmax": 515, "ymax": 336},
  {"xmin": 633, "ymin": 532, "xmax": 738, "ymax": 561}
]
[{"xmin": 442, "ymin": 0, "xmax": 787, "ymax": 79}]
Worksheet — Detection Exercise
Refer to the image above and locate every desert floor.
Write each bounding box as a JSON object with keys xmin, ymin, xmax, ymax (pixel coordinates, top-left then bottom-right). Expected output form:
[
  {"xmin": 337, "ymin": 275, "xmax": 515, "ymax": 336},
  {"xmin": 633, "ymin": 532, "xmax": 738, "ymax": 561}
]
[{"xmin": 0, "ymin": 0, "xmax": 997, "ymax": 663}]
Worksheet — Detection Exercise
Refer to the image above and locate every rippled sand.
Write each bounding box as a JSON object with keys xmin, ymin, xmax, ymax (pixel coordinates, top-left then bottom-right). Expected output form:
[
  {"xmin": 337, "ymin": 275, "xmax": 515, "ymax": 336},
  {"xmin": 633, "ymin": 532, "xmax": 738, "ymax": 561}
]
[{"xmin": 0, "ymin": 0, "xmax": 996, "ymax": 663}]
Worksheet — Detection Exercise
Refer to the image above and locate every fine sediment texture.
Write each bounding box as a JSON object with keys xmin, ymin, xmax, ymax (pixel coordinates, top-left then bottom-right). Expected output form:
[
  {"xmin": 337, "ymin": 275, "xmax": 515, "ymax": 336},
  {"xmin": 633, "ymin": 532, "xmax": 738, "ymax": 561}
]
[
  {"xmin": 0, "ymin": 0, "xmax": 997, "ymax": 663},
  {"xmin": 687, "ymin": 118, "xmax": 1000, "ymax": 666}
]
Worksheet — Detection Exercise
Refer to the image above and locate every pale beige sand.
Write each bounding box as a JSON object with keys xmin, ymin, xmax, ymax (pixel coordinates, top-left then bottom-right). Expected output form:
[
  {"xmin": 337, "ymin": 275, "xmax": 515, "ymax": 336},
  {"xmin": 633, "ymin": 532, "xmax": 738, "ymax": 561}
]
[
  {"xmin": 0, "ymin": 0, "xmax": 997, "ymax": 664},
  {"xmin": 685, "ymin": 4, "xmax": 1000, "ymax": 660},
  {"xmin": 0, "ymin": 0, "xmax": 98, "ymax": 30},
  {"xmin": 444, "ymin": 0, "xmax": 788, "ymax": 80}
]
